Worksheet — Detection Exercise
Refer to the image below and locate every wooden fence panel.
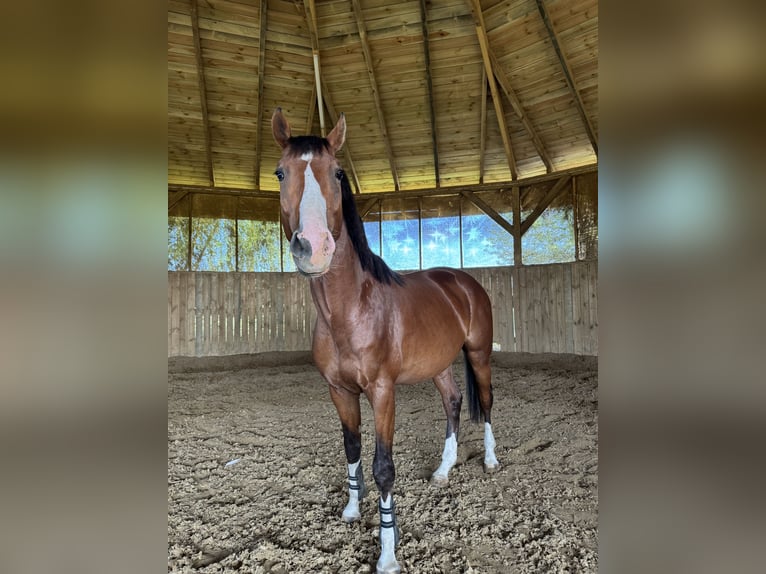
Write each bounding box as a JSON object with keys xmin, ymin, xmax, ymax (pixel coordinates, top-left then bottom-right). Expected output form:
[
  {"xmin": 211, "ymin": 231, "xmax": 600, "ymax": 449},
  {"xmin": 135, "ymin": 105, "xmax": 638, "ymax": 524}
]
[{"xmin": 167, "ymin": 262, "xmax": 598, "ymax": 357}]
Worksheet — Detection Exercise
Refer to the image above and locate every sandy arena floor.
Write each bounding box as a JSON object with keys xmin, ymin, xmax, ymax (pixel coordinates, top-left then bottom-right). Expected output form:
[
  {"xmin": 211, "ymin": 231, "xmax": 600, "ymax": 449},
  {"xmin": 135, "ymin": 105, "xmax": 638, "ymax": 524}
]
[{"xmin": 168, "ymin": 352, "xmax": 597, "ymax": 573}]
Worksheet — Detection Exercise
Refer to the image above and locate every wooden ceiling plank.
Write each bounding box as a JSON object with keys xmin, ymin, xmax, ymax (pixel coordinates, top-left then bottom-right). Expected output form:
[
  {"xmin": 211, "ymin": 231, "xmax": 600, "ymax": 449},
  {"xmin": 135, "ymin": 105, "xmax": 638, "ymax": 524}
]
[
  {"xmin": 467, "ymin": 0, "xmax": 517, "ymax": 180},
  {"xmin": 350, "ymin": 0, "xmax": 401, "ymax": 191},
  {"xmin": 419, "ymin": 0, "xmax": 440, "ymax": 188},
  {"xmin": 190, "ymin": 0, "xmax": 215, "ymax": 186},
  {"xmin": 520, "ymin": 175, "xmax": 572, "ymax": 235},
  {"xmin": 253, "ymin": 0, "xmax": 268, "ymax": 190},
  {"xmin": 535, "ymin": 0, "xmax": 598, "ymax": 155}
]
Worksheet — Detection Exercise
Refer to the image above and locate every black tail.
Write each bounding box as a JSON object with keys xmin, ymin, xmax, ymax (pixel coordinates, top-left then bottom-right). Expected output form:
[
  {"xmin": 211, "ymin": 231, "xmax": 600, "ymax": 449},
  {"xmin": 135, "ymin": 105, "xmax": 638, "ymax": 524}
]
[{"xmin": 463, "ymin": 346, "xmax": 482, "ymax": 423}]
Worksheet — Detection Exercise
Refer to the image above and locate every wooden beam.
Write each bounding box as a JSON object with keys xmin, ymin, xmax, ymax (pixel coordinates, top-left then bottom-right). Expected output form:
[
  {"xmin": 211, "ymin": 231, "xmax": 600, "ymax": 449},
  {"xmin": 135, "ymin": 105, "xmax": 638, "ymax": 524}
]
[
  {"xmin": 479, "ymin": 66, "xmax": 487, "ymax": 184},
  {"xmin": 418, "ymin": 0, "xmax": 440, "ymax": 188},
  {"xmin": 168, "ymin": 164, "xmax": 597, "ymax": 202},
  {"xmin": 512, "ymin": 185, "xmax": 522, "ymax": 266},
  {"xmin": 359, "ymin": 197, "xmax": 380, "ymax": 219},
  {"xmin": 168, "ymin": 190, "xmax": 191, "ymax": 212},
  {"xmin": 350, "ymin": 0, "xmax": 400, "ymax": 191},
  {"xmin": 320, "ymin": 85, "xmax": 363, "ymax": 194},
  {"xmin": 467, "ymin": 0, "xmax": 517, "ymax": 180},
  {"xmin": 535, "ymin": 0, "xmax": 598, "ymax": 155},
  {"xmin": 461, "ymin": 190, "xmax": 515, "ymax": 238},
  {"xmin": 489, "ymin": 50, "xmax": 553, "ymax": 172},
  {"xmin": 190, "ymin": 0, "xmax": 214, "ymax": 186},
  {"xmin": 253, "ymin": 0, "xmax": 268, "ymax": 189},
  {"xmin": 520, "ymin": 175, "xmax": 572, "ymax": 236}
]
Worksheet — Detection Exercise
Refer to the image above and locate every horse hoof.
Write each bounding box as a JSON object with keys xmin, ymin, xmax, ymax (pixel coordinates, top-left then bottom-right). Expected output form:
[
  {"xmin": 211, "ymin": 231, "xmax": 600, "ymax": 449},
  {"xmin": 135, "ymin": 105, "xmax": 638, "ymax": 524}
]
[
  {"xmin": 430, "ymin": 473, "xmax": 449, "ymax": 488},
  {"xmin": 483, "ymin": 461, "xmax": 500, "ymax": 473},
  {"xmin": 342, "ymin": 509, "xmax": 361, "ymax": 523},
  {"xmin": 376, "ymin": 560, "xmax": 401, "ymax": 574}
]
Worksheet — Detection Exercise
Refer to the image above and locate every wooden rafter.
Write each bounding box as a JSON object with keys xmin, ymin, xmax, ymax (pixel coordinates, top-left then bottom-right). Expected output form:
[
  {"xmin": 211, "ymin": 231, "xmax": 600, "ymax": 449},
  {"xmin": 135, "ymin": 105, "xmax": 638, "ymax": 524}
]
[
  {"xmin": 253, "ymin": 0, "xmax": 268, "ymax": 189},
  {"xmin": 350, "ymin": 0, "xmax": 400, "ymax": 191},
  {"xmin": 467, "ymin": 0, "xmax": 517, "ymax": 180},
  {"xmin": 488, "ymin": 50, "xmax": 553, "ymax": 172},
  {"xmin": 535, "ymin": 0, "xmax": 598, "ymax": 155},
  {"xmin": 479, "ymin": 67, "xmax": 487, "ymax": 184},
  {"xmin": 520, "ymin": 175, "xmax": 572, "ymax": 235},
  {"xmin": 418, "ymin": 0, "xmax": 440, "ymax": 188},
  {"xmin": 190, "ymin": 0, "xmax": 214, "ymax": 186}
]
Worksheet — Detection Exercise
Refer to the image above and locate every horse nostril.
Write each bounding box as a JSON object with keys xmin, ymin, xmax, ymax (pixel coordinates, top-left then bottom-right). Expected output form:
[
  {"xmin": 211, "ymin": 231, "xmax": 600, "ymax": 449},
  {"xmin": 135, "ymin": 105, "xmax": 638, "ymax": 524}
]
[{"xmin": 290, "ymin": 233, "xmax": 312, "ymax": 259}]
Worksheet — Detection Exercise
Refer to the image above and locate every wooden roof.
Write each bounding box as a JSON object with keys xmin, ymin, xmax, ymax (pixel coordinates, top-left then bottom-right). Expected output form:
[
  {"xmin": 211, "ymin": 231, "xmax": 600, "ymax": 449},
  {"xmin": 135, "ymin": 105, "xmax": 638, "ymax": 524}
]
[{"xmin": 168, "ymin": 0, "xmax": 597, "ymax": 199}]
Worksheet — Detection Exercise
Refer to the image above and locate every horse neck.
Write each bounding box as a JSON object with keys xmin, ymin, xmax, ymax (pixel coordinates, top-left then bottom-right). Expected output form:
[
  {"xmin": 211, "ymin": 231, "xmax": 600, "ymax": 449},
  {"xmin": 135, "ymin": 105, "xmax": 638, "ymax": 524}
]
[{"xmin": 308, "ymin": 222, "xmax": 366, "ymax": 320}]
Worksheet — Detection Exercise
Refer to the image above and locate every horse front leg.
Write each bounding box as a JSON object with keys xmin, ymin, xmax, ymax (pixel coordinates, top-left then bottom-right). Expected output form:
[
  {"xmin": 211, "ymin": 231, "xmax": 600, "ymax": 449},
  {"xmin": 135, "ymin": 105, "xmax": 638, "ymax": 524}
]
[
  {"xmin": 328, "ymin": 384, "xmax": 367, "ymax": 523},
  {"xmin": 369, "ymin": 384, "xmax": 400, "ymax": 574}
]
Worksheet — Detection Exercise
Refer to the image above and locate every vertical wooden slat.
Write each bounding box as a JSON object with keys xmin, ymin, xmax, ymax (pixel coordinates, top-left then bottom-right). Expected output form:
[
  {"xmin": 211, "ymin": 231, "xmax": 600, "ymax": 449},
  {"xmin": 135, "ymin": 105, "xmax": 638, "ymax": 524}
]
[
  {"xmin": 571, "ymin": 262, "xmax": 584, "ymax": 354},
  {"xmin": 234, "ymin": 273, "xmax": 243, "ymax": 354},
  {"xmin": 590, "ymin": 261, "xmax": 598, "ymax": 355},
  {"xmin": 563, "ymin": 264, "xmax": 574, "ymax": 353},
  {"xmin": 169, "ymin": 273, "xmax": 180, "ymax": 356},
  {"xmin": 194, "ymin": 272, "xmax": 205, "ymax": 357},
  {"xmin": 554, "ymin": 264, "xmax": 566, "ymax": 353},
  {"xmin": 186, "ymin": 272, "xmax": 197, "ymax": 356}
]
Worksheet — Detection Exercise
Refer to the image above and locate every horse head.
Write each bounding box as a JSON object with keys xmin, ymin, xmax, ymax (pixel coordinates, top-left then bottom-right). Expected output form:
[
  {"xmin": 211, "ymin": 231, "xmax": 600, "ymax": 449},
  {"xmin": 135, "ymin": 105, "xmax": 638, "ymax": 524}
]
[{"xmin": 272, "ymin": 108, "xmax": 346, "ymax": 276}]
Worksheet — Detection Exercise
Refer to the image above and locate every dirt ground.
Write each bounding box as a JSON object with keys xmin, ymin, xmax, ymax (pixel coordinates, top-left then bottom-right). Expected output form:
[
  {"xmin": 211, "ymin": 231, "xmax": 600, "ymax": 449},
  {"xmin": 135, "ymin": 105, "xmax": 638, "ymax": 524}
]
[{"xmin": 168, "ymin": 352, "xmax": 598, "ymax": 573}]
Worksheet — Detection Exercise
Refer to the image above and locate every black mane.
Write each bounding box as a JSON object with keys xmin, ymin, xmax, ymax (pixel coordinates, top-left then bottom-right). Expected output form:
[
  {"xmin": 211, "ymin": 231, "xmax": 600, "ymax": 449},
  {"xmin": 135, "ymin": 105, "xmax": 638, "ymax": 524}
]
[
  {"xmin": 286, "ymin": 135, "xmax": 403, "ymax": 286},
  {"xmin": 339, "ymin": 171, "xmax": 404, "ymax": 286}
]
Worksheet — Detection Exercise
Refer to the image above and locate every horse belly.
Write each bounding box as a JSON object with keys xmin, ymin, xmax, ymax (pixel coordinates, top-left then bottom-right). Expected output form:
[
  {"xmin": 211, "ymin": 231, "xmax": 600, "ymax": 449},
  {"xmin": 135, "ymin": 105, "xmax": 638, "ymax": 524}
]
[{"xmin": 397, "ymin": 319, "xmax": 465, "ymax": 384}]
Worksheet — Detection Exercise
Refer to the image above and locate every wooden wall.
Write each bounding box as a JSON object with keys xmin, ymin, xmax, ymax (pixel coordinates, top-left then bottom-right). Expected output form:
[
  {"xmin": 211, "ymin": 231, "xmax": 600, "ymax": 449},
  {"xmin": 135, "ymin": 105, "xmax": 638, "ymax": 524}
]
[{"xmin": 167, "ymin": 261, "xmax": 597, "ymax": 357}]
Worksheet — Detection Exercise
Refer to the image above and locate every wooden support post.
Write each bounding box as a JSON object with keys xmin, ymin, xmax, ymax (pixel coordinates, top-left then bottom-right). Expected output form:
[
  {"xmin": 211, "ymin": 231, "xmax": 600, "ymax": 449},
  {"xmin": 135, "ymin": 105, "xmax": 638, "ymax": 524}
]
[{"xmin": 512, "ymin": 185, "xmax": 522, "ymax": 267}]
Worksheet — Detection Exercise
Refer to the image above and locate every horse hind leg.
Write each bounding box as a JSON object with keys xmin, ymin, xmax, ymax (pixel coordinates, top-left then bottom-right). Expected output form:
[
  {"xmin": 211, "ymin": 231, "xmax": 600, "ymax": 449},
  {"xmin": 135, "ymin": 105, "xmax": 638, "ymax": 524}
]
[
  {"xmin": 430, "ymin": 366, "xmax": 462, "ymax": 487},
  {"xmin": 464, "ymin": 347, "xmax": 500, "ymax": 473}
]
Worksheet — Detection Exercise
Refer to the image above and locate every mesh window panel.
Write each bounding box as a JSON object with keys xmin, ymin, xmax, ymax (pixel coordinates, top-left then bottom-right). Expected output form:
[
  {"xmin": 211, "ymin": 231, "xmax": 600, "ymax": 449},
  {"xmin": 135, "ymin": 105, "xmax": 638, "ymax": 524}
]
[
  {"xmin": 381, "ymin": 197, "xmax": 420, "ymax": 271},
  {"xmin": 575, "ymin": 172, "xmax": 598, "ymax": 260},
  {"xmin": 421, "ymin": 196, "xmax": 461, "ymax": 269}
]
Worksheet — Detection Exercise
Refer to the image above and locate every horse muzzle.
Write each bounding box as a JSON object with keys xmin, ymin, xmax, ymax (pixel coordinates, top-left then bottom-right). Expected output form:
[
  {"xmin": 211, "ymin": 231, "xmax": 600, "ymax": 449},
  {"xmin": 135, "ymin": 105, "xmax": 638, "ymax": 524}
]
[{"xmin": 290, "ymin": 226, "xmax": 336, "ymax": 276}]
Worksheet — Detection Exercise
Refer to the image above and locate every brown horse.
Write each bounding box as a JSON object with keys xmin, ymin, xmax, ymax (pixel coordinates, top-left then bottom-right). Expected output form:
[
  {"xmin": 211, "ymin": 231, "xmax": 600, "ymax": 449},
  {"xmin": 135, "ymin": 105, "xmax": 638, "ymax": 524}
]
[{"xmin": 272, "ymin": 109, "xmax": 499, "ymax": 574}]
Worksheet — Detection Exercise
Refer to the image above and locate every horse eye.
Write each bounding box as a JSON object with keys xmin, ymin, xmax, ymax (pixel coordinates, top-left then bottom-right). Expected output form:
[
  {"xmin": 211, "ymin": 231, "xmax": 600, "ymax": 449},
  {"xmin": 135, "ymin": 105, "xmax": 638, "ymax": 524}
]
[
  {"xmin": 335, "ymin": 169, "xmax": 344, "ymax": 181},
  {"xmin": 275, "ymin": 168, "xmax": 285, "ymax": 182}
]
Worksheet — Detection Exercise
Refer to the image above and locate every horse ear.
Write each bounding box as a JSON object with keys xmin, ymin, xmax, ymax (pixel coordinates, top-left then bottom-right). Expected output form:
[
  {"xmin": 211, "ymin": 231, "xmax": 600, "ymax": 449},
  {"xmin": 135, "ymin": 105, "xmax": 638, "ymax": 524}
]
[
  {"xmin": 326, "ymin": 113, "xmax": 346, "ymax": 153},
  {"xmin": 272, "ymin": 107, "xmax": 291, "ymax": 149}
]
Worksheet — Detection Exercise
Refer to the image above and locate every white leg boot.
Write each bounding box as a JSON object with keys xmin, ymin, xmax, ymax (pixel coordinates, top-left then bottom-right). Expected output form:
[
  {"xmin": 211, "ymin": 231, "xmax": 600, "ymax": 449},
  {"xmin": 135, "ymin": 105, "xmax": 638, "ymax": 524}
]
[
  {"xmin": 342, "ymin": 459, "xmax": 367, "ymax": 522},
  {"xmin": 430, "ymin": 433, "xmax": 458, "ymax": 487},
  {"xmin": 483, "ymin": 422, "xmax": 500, "ymax": 472},
  {"xmin": 376, "ymin": 494, "xmax": 401, "ymax": 574}
]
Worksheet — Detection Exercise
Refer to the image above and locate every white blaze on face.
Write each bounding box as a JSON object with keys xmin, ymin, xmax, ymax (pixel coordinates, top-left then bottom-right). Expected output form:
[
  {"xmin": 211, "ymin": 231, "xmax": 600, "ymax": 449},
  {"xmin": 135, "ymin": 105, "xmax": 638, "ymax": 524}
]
[{"xmin": 296, "ymin": 152, "xmax": 335, "ymax": 268}]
